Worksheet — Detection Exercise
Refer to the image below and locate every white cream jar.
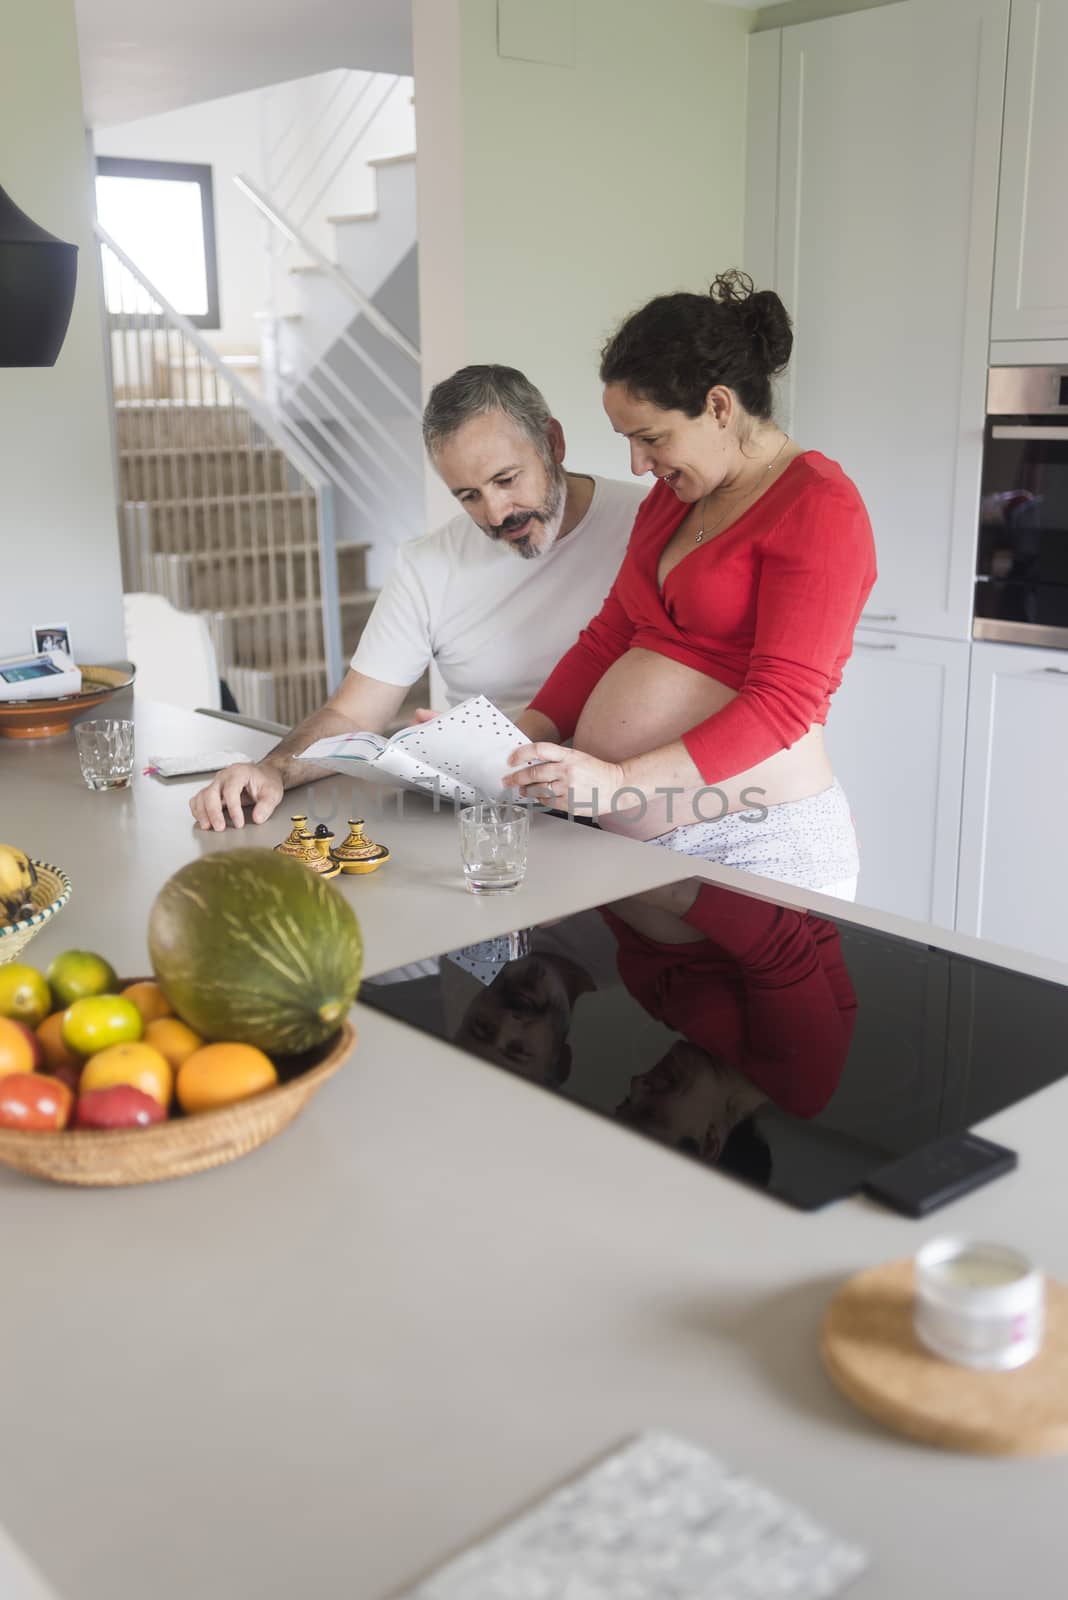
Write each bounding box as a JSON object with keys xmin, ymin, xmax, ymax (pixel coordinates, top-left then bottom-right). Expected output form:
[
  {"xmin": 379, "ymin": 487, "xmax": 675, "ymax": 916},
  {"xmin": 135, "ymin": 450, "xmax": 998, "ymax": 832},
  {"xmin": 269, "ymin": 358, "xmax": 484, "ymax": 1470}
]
[{"xmin": 913, "ymin": 1237, "xmax": 1045, "ymax": 1370}]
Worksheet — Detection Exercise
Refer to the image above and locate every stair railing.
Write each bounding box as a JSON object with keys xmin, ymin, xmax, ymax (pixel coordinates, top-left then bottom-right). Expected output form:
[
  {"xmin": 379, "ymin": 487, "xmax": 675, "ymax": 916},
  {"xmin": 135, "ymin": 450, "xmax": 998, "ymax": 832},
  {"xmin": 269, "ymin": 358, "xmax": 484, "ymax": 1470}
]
[
  {"xmin": 96, "ymin": 220, "xmax": 346, "ymax": 720},
  {"xmin": 233, "ymin": 174, "xmax": 422, "ymax": 547}
]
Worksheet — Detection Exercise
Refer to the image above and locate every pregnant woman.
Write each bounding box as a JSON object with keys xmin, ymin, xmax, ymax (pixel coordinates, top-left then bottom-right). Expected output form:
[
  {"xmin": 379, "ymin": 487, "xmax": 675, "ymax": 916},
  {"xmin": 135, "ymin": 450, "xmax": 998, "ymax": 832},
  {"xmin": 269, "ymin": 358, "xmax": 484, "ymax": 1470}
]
[{"xmin": 505, "ymin": 271, "xmax": 876, "ymax": 898}]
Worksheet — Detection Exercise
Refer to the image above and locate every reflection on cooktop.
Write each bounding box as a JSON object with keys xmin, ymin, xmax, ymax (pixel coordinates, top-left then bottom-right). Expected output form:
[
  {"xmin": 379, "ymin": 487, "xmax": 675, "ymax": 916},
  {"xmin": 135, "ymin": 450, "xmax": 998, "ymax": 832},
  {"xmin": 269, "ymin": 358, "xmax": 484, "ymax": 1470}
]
[{"xmin": 360, "ymin": 878, "xmax": 1067, "ymax": 1210}]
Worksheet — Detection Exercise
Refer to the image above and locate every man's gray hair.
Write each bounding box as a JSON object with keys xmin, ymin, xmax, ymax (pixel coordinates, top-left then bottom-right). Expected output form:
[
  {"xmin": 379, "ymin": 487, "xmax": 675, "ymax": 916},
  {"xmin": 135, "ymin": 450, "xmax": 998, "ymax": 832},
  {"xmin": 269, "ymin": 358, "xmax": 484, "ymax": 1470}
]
[{"xmin": 422, "ymin": 365, "xmax": 554, "ymax": 463}]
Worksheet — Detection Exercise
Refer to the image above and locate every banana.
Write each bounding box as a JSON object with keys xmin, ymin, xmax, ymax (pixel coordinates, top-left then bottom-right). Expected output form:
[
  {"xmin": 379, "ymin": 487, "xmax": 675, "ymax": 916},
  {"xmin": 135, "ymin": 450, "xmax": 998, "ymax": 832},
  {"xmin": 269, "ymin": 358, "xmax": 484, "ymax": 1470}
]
[{"xmin": 0, "ymin": 844, "xmax": 37, "ymax": 924}]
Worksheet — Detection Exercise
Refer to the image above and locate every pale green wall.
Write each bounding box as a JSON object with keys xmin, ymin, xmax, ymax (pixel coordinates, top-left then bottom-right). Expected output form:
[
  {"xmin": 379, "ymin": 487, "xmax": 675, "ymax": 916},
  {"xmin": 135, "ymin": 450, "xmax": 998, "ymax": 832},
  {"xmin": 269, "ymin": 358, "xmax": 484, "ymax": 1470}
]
[
  {"xmin": 0, "ymin": 0, "xmax": 125, "ymax": 663},
  {"xmin": 454, "ymin": 0, "xmax": 754, "ymax": 481}
]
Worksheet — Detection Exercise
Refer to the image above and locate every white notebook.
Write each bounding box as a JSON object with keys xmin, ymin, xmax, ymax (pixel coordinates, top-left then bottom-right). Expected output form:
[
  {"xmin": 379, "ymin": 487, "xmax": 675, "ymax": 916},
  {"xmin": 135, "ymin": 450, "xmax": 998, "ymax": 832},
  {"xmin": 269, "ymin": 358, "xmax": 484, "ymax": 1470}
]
[
  {"xmin": 402, "ymin": 1432, "xmax": 868, "ymax": 1600},
  {"xmin": 299, "ymin": 695, "xmax": 530, "ymax": 806}
]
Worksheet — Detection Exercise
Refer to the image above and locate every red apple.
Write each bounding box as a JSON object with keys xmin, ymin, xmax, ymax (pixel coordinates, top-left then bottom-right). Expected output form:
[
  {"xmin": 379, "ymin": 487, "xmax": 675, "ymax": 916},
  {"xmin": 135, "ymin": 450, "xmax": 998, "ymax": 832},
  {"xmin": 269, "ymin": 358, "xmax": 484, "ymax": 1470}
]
[
  {"xmin": 74, "ymin": 1085, "xmax": 166, "ymax": 1130},
  {"xmin": 0, "ymin": 1073, "xmax": 72, "ymax": 1130}
]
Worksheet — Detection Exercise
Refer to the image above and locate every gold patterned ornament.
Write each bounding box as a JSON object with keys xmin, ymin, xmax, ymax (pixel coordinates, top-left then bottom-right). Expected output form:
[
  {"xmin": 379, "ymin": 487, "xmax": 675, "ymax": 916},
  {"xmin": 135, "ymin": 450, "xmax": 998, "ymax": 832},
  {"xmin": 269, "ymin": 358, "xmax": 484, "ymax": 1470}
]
[
  {"xmin": 310, "ymin": 826, "xmax": 343, "ymax": 879},
  {"xmin": 274, "ymin": 815, "xmax": 310, "ymax": 858},
  {"xmin": 332, "ymin": 819, "xmax": 390, "ymax": 875}
]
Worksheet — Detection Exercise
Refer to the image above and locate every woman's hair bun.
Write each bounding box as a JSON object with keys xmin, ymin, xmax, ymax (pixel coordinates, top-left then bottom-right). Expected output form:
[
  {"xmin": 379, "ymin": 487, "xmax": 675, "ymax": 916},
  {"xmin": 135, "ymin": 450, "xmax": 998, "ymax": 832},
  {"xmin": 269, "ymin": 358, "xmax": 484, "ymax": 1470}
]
[{"xmin": 709, "ymin": 270, "xmax": 793, "ymax": 376}]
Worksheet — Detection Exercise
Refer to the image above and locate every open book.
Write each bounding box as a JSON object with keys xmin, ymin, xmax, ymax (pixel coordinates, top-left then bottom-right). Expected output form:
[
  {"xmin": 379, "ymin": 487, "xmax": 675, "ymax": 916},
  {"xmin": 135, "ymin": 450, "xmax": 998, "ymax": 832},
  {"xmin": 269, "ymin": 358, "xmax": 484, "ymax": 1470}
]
[{"xmin": 298, "ymin": 694, "xmax": 530, "ymax": 806}]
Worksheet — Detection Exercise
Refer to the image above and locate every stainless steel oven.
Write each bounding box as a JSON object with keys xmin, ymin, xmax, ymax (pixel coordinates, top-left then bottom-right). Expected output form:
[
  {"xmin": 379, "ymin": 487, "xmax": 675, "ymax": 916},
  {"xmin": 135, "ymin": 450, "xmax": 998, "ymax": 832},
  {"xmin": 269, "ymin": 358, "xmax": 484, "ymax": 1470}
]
[{"xmin": 975, "ymin": 367, "xmax": 1068, "ymax": 648}]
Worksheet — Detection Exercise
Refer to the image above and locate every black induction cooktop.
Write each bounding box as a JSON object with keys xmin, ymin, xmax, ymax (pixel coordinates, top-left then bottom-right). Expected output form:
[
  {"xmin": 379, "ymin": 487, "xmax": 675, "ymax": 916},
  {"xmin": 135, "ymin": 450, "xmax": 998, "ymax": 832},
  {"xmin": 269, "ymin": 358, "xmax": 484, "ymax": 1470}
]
[{"xmin": 359, "ymin": 877, "xmax": 1066, "ymax": 1210}]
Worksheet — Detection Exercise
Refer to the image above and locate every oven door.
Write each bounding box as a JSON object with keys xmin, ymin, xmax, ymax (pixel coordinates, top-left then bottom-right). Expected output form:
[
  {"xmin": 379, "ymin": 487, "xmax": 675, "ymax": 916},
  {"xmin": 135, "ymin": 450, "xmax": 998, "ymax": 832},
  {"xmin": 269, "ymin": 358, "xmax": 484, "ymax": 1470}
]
[{"xmin": 976, "ymin": 399, "xmax": 1068, "ymax": 647}]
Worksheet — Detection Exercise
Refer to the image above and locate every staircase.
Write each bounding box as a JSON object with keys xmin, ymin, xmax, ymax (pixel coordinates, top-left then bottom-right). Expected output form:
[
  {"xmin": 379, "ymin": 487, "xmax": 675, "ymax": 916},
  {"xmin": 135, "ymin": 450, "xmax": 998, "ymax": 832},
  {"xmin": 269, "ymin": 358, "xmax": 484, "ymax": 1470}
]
[
  {"xmin": 115, "ymin": 402, "xmax": 376, "ymax": 725},
  {"xmin": 97, "ymin": 68, "xmax": 424, "ymax": 727}
]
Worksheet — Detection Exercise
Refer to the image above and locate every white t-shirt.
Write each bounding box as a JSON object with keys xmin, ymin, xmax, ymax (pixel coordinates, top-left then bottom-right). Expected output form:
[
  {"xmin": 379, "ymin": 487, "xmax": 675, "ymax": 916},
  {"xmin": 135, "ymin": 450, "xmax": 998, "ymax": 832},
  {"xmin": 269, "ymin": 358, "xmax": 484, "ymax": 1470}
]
[{"xmin": 350, "ymin": 475, "xmax": 647, "ymax": 715}]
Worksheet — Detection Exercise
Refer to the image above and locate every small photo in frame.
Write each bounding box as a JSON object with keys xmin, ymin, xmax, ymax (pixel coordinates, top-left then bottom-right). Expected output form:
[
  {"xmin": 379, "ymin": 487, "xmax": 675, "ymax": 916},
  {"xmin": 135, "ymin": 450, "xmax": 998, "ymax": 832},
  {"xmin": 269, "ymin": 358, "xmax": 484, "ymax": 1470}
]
[{"xmin": 31, "ymin": 624, "xmax": 73, "ymax": 659}]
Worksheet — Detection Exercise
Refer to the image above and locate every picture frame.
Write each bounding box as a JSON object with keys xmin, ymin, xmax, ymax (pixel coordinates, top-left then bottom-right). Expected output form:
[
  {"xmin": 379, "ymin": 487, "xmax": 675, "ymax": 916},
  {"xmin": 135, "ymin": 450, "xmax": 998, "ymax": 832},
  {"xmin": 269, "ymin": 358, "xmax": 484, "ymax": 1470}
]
[{"xmin": 31, "ymin": 624, "xmax": 73, "ymax": 659}]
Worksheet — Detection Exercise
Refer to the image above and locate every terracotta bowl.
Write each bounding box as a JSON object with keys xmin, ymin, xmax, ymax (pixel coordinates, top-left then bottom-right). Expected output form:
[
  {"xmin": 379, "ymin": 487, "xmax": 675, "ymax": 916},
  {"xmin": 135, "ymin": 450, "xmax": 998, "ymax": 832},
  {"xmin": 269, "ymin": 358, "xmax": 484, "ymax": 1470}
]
[
  {"xmin": 0, "ymin": 662, "xmax": 136, "ymax": 740},
  {"xmin": 0, "ymin": 997, "xmax": 356, "ymax": 1187}
]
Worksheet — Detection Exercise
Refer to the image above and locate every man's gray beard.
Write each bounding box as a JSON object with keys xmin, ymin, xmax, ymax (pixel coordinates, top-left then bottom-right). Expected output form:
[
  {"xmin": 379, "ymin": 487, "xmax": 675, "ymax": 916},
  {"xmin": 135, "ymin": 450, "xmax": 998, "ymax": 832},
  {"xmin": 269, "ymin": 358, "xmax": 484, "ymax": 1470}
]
[{"xmin": 502, "ymin": 466, "xmax": 568, "ymax": 560}]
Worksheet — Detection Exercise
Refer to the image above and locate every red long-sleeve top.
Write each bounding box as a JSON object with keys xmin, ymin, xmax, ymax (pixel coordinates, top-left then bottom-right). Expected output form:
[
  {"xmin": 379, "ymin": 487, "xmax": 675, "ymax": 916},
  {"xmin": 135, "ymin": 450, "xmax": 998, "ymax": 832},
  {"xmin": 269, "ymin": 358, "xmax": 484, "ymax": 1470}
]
[
  {"xmin": 529, "ymin": 453, "xmax": 876, "ymax": 784},
  {"xmin": 602, "ymin": 882, "xmax": 858, "ymax": 1118}
]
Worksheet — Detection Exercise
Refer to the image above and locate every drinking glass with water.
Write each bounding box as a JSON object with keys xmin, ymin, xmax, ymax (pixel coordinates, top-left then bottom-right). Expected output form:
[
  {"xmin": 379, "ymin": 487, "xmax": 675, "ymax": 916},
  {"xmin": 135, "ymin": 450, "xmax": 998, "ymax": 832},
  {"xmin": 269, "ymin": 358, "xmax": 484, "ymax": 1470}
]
[{"xmin": 458, "ymin": 802, "xmax": 530, "ymax": 894}]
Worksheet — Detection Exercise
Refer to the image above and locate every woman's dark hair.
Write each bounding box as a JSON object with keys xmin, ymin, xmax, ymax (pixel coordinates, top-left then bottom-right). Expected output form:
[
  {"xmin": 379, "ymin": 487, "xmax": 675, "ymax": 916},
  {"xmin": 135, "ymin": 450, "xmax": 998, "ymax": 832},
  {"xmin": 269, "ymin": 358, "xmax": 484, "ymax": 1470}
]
[{"xmin": 599, "ymin": 269, "xmax": 793, "ymax": 421}]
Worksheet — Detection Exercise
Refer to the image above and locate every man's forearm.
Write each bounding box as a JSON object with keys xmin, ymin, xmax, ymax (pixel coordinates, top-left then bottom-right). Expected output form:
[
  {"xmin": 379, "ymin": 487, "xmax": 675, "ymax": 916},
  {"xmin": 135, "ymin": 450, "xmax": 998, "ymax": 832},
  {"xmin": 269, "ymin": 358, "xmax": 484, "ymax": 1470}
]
[{"xmin": 260, "ymin": 706, "xmax": 361, "ymax": 790}]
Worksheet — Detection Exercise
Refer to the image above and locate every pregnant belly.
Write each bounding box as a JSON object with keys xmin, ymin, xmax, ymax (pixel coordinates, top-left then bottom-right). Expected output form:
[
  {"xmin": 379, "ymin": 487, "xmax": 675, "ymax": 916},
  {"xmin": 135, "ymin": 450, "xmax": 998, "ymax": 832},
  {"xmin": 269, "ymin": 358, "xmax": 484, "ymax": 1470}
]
[{"xmin": 574, "ymin": 648, "xmax": 833, "ymax": 840}]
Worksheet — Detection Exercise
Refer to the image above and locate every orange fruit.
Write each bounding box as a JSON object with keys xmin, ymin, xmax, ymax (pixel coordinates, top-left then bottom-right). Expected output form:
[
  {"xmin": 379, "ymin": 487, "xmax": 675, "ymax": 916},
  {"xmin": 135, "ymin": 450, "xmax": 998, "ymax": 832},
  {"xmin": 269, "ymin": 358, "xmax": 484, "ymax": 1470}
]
[
  {"xmin": 0, "ymin": 1017, "xmax": 37, "ymax": 1078},
  {"xmin": 61, "ymin": 995, "xmax": 143, "ymax": 1058},
  {"xmin": 120, "ymin": 981, "xmax": 173, "ymax": 1025},
  {"xmin": 46, "ymin": 950, "xmax": 118, "ymax": 1009},
  {"xmin": 79, "ymin": 1042, "xmax": 174, "ymax": 1109},
  {"xmin": 0, "ymin": 963, "xmax": 52, "ymax": 1028},
  {"xmin": 176, "ymin": 1042, "xmax": 278, "ymax": 1115},
  {"xmin": 36, "ymin": 1011, "xmax": 83, "ymax": 1075},
  {"xmin": 144, "ymin": 1016, "xmax": 203, "ymax": 1070}
]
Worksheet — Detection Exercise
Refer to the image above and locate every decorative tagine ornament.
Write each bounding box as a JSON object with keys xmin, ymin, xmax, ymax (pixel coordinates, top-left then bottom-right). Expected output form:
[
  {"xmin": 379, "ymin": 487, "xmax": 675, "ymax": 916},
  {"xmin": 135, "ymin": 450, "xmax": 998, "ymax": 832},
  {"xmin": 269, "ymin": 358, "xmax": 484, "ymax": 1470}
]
[
  {"xmin": 274, "ymin": 815, "xmax": 310, "ymax": 858},
  {"xmin": 332, "ymin": 819, "xmax": 391, "ymax": 875},
  {"xmin": 311, "ymin": 825, "xmax": 343, "ymax": 879},
  {"xmin": 274, "ymin": 816, "xmax": 341, "ymax": 878}
]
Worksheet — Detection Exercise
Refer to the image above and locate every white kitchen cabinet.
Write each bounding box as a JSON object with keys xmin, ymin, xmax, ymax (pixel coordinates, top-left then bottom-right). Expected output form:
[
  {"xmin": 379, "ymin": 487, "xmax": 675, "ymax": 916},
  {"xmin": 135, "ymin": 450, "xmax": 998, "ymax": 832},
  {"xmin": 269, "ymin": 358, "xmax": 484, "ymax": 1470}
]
[
  {"xmin": 957, "ymin": 641, "xmax": 1068, "ymax": 963},
  {"xmin": 991, "ymin": 0, "xmax": 1068, "ymax": 344},
  {"xmin": 825, "ymin": 631, "xmax": 970, "ymax": 929},
  {"xmin": 748, "ymin": 0, "xmax": 1008, "ymax": 642}
]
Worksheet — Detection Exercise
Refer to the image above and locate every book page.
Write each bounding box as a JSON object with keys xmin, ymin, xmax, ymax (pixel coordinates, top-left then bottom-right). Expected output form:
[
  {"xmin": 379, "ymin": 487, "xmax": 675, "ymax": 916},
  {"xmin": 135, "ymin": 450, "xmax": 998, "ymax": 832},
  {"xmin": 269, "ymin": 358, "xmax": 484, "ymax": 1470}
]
[
  {"xmin": 389, "ymin": 695, "xmax": 529, "ymax": 802},
  {"xmin": 296, "ymin": 728, "xmax": 477, "ymax": 804},
  {"xmin": 297, "ymin": 730, "xmax": 389, "ymax": 769},
  {"xmin": 375, "ymin": 742, "xmax": 478, "ymax": 805}
]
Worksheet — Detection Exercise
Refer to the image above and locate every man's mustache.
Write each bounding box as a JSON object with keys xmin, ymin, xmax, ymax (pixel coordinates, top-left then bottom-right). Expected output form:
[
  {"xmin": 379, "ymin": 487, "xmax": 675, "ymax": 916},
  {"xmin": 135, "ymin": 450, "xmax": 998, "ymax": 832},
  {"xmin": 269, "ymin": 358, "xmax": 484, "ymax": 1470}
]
[{"xmin": 490, "ymin": 509, "xmax": 544, "ymax": 538}]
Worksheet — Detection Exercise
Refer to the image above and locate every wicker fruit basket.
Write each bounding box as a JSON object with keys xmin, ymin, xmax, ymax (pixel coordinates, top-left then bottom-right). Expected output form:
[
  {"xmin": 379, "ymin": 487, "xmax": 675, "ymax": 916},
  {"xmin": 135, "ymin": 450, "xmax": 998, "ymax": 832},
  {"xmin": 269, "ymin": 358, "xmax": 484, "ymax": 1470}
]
[
  {"xmin": 0, "ymin": 1013, "xmax": 355, "ymax": 1187},
  {"xmin": 0, "ymin": 861, "xmax": 72, "ymax": 965}
]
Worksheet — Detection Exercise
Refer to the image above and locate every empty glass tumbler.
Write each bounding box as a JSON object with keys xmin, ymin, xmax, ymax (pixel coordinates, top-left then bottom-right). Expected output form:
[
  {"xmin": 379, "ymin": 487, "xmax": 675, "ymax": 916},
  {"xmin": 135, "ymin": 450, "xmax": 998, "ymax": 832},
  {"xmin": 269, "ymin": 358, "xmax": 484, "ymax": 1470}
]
[
  {"xmin": 74, "ymin": 719, "xmax": 135, "ymax": 790},
  {"xmin": 458, "ymin": 802, "xmax": 530, "ymax": 894}
]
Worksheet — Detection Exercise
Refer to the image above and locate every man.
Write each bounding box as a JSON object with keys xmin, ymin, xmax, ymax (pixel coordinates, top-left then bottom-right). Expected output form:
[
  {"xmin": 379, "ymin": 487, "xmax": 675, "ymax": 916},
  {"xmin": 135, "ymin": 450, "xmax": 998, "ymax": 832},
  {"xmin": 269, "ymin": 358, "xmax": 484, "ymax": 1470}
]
[{"xmin": 191, "ymin": 365, "xmax": 645, "ymax": 830}]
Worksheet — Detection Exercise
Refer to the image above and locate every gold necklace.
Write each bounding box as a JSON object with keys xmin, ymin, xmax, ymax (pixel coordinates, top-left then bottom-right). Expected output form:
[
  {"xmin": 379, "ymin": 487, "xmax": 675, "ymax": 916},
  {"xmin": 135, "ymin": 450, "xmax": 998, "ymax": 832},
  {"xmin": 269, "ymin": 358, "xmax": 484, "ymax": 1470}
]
[{"xmin": 694, "ymin": 433, "xmax": 791, "ymax": 545}]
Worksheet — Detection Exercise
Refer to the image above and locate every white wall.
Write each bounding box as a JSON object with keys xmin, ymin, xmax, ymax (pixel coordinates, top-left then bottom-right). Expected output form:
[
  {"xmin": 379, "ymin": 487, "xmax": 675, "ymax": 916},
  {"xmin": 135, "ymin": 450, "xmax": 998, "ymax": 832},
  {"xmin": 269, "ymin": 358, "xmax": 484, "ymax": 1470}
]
[
  {"xmin": 96, "ymin": 71, "xmax": 415, "ymax": 356},
  {"xmin": 0, "ymin": 0, "xmax": 125, "ymax": 664},
  {"xmin": 414, "ymin": 0, "xmax": 754, "ymax": 521}
]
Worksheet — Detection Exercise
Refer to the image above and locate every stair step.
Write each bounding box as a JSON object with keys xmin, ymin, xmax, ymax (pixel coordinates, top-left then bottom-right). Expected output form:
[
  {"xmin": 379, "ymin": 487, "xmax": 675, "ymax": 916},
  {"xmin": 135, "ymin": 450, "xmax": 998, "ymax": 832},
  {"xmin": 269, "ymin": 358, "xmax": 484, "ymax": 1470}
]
[
  {"xmin": 120, "ymin": 446, "xmax": 292, "ymax": 499},
  {"xmin": 367, "ymin": 151, "xmax": 416, "ymax": 167},
  {"xmin": 116, "ymin": 402, "xmax": 275, "ymax": 450},
  {"xmin": 145, "ymin": 542, "xmax": 370, "ymax": 609},
  {"xmin": 210, "ymin": 597, "xmax": 375, "ymax": 665},
  {"xmin": 211, "ymin": 587, "xmax": 376, "ymax": 622},
  {"xmin": 209, "ymin": 590, "xmax": 377, "ymax": 673},
  {"xmin": 253, "ymin": 311, "xmax": 304, "ymax": 322},
  {"xmin": 138, "ymin": 492, "xmax": 318, "ymax": 553},
  {"xmin": 327, "ymin": 210, "xmax": 379, "ymax": 225},
  {"xmin": 226, "ymin": 662, "xmax": 330, "ymax": 729}
]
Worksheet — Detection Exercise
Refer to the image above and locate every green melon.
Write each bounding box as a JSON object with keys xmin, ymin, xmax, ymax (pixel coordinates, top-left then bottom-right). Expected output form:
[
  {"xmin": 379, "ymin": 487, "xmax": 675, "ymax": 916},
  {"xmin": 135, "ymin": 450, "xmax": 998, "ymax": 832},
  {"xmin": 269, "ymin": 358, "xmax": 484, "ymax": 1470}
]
[{"xmin": 148, "ymin": 848, "xmax": 363, "ymax": 1054}]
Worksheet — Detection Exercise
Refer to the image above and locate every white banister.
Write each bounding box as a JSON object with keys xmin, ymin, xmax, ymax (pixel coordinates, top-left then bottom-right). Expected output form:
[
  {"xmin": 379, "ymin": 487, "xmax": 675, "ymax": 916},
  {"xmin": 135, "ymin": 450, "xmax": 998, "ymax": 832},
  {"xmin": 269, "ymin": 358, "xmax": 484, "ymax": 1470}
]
[
  {"xmin": 234, "ymin": 173, "xmax": 421, "ymax": 368},
  {"xmin": 94, "ymin": 220, "xmax": 329, "ymax": 490}
]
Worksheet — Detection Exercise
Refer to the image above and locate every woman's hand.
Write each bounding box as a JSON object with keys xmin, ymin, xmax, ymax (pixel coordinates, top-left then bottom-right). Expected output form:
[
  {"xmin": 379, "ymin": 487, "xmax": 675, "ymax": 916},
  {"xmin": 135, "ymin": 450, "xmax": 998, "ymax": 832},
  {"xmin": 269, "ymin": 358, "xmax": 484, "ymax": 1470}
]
[{"xmin": 503, "ymin": 742, "xmax": 625, "ymax": 816}]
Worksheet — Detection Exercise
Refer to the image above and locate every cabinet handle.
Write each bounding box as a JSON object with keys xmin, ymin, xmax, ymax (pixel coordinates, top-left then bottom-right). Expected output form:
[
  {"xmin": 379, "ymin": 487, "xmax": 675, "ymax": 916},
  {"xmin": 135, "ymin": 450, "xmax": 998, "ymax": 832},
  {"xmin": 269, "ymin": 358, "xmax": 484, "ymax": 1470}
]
[
  {"xmin": 855, "ymin": 641, "xmax": 897, "ymax": 651},
  {"xmin": 992, "ymin": 424, "xmax": 1068, "ymax": 441},
  {"xmin": 862, "ymin": 611, "xmax": 897, "ymax": 622}
]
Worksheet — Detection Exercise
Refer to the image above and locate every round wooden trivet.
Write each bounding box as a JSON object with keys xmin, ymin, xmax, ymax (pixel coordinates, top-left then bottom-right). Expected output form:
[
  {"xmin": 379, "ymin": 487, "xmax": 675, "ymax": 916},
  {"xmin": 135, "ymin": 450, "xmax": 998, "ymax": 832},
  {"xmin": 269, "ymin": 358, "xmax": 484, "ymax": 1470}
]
[{"xmin": 821, "ymin": 1258, "xmax": 1068, "ymax": 1456}]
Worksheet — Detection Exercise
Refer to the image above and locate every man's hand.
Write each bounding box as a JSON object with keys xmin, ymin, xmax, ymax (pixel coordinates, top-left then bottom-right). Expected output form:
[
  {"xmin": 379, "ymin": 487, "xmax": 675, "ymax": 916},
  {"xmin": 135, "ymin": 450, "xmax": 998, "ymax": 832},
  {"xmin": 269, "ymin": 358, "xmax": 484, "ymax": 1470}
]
[{"xmin": 189, "ymin": 762, "xmax": 284, "ymax": 831}]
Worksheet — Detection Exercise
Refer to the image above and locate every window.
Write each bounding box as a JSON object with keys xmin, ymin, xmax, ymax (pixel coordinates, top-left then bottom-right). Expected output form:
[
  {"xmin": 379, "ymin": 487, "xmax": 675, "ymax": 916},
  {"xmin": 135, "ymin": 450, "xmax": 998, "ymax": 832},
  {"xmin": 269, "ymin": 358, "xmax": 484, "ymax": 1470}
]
[{"xmin": 95, "ymin": 157, "xmax": 220, "ymax": 329}]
